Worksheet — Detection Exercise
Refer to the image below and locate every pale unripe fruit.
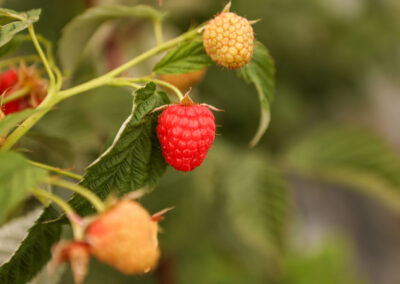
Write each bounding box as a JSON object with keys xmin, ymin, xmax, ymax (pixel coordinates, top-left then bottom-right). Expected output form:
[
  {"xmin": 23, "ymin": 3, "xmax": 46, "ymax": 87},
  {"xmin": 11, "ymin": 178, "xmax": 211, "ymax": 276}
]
[
  {"xmin": 86, "ymin": 200, "xmax": 160, "ymax": 274},
  {"xmin": 159, "ymin": 68, "xmax": 206, "ymax": 92},
  {"xmin": 203, "ymin": 12, "xmax": 254, "ymax": 69}
]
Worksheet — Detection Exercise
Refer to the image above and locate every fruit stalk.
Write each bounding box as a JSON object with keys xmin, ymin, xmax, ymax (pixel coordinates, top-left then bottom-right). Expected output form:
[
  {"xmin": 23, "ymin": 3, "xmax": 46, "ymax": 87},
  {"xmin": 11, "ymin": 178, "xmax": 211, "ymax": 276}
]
[
  {"xmin": 31, "ymin": 187, "xmax": 84, "ymax": 240},
  {"xmin": 2, "ymin": 87, "xmax": 30, "ymax": 104},
  {"xmin": 46, "ymin": 177, "xmax": 105, "ymax": 213},
  {"xmin": 29, "ymin": 160, "xmax": 83, "ymax": 180},
  {"xmin": 28, "ymin": 25, "xmax": 56, "ymax": 88}
]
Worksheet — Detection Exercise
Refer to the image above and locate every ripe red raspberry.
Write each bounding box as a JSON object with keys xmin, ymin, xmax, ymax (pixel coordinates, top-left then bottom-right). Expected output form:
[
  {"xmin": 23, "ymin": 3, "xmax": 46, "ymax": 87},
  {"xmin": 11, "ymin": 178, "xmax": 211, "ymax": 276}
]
[
  {"xmin": 203, "ymin": 11, "xmax": 254, "ymax": 69},
  {"xmin": 86, "ymin": 200, "xmax": 160, "ymax": 275},
  {"xmin": 0, "ymin": 65, "xmax": 49, "ymax": 115},
  {"xmin": 156, "ymin": 96, "xmax": 216, "ymax": 172},
  {"xmin": 0, "ymin": 69, "xmax": 18, "ymax": 91}
]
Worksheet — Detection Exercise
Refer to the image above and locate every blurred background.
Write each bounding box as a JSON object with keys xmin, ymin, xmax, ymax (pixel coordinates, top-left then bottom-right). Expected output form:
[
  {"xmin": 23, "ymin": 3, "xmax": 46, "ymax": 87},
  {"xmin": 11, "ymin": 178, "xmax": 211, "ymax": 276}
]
[{"xmin": 1, "ymin": 0, "xmax": 400, "ymax": 283}]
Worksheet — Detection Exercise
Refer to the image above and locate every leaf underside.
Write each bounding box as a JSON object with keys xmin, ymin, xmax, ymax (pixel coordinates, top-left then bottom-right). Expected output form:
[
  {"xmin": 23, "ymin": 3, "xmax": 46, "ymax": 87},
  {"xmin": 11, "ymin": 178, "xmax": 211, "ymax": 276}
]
[
  {"xmin": 286, "ymin": 126, "xmax": 400, "ymax": 212},
  {"xmin": 238, "ymin": 41, "xmax": 275, "ymax": 147},
  {"xmin": 0, "ymin": 151, "xmax": 47, "ymax": 223}
]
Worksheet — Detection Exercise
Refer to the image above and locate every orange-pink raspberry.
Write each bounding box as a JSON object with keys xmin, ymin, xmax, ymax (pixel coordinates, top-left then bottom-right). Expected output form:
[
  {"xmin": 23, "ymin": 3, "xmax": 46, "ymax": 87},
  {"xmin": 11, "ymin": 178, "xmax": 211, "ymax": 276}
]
[
  {"xmin": 86, "ymin": 200, "xmax": 160, "ymax": 275},
  {"xmin": 203, "ymin": 12, "xmax": 254, "ymax": 69},
  {"xmin": 156, "ymin": 103, "xmax": 216, "ymax": 172}
]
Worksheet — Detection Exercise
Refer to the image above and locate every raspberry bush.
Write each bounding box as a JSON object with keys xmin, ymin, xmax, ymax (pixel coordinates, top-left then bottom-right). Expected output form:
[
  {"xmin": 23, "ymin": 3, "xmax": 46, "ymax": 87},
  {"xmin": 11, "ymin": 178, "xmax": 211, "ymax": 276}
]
[
  {"xmin": 0, "ymin": 2, "xmax": 275, "ymax": 282},
  {"xmin": 0, "ymin": 1, "xmax": 399, "ymax": 284}
]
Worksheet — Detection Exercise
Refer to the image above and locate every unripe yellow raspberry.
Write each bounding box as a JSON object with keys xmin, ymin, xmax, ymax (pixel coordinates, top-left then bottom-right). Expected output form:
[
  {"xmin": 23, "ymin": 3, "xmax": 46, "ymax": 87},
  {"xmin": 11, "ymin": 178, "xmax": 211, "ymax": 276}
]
[
  {"xmin": 203, "ymin": 12, "xmax": 254, "ymax": 69},
  {"xmin": 159, "ymin": 68, "xmax": 206, "ymax": 92},
  {"xmin": 86, "ymin": 200, "xmax": 160, "ymax": 275}
]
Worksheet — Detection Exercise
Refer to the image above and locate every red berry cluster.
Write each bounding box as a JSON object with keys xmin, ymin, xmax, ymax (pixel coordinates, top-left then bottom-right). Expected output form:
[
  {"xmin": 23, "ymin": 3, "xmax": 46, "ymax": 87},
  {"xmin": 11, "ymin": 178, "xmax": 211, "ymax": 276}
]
[
  {"xmin": 156, "ymin": 97, "xmax": 216, "ymax": 172},
  {"xmin": 0, "ymin": 66, "xmax": 47, "ymax": 116}
]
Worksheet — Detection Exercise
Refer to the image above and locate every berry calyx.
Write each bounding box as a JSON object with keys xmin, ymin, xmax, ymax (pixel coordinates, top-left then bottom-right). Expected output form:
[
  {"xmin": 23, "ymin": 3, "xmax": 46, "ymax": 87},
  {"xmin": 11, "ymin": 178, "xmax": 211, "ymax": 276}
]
[
  {"xmin": 86, "ymin": 200, "xmax": 160, "ymax": 275},
  {"xmin": 156, "ymin": 94, "xmax": 216, "ymax": 172},
  {"xmin": 51, "ymin": 241, "xmax": 90, "ymax": 284},
  {"xmin": 203, "ymin": 7, "xmax": 254, "ymax": 69}
]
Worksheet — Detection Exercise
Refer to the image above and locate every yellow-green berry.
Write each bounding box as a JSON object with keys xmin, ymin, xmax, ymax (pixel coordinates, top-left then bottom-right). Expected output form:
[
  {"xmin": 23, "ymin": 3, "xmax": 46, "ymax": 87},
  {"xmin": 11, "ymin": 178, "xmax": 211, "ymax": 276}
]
[{"xmin": 203, "ymin": 12, "xmax": 254, "ymax": 69}]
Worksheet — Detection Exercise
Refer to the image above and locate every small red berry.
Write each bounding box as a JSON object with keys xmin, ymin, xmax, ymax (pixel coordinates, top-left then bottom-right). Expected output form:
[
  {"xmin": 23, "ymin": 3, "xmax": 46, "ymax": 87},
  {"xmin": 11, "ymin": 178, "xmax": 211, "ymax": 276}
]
[
  {"xmin": 156, "ymin": 96, "xmax": 216, "ymax": 172},
  {"xmin": 0, "ymin": 69, "xmax": 20, "ymax": 115},
  {"xmin": 0, "ymin": 65, "xmax": 49, "ymax": 115},
  {"xmin": 1, "ymin": 100, "xmax": 21, "ymax": 115},
  {"xmin": 0, "ymin": 69, "xmax": 18, "ymax": 92},
  {"xmin": 86, "ymin": 200, "xmax": 160, "ymax": 275}
]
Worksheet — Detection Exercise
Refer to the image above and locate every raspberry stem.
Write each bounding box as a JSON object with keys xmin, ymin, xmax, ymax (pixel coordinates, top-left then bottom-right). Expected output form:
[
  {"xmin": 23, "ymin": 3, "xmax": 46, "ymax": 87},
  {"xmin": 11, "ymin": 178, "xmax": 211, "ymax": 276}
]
[
  {"xmin": 28, "ymin": 160, "xmax": 83, "ymax": 181},
  {"xmin": 153, "ymin": 18, "xmax": 163, "ymax": 46},
  {"xmin": 28, "ymin": 25, "xmax": 56, "ymax": 89},
  {"xmin": 46, "ymin": 177, "xmax": 106, "ymax": 213},
  {"xmin": 108, "ymin": 78, "xmax": 143, "ymax": 90},
  {"xmin": 1, "ymin": 87, "xmax": 30, "ymax": 104},
  {"xmin": 31, "ymin": 187, "xmax": 84, "ymax": 240},
  {"xmin": 130, "ymin": 77, "xmax": 184, "ymax": 101}
]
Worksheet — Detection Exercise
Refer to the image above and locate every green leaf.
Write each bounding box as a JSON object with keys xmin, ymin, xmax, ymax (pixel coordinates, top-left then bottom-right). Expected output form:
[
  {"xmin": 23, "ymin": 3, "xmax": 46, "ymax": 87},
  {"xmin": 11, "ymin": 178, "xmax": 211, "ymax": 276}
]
[
  {"xmin": 58, "ymin": 4, "xmax": 166, "ymax": 72},
  {"xmin": 286, "ymin": 126, "xmax": 400, "ymax": 212},
  {"xmin": 0, "ymin": 9, "xmax": 41, "ymax": 48},
  {"xmin": 221, "ymin": 151, "xmax": 288, "ymax": 264},
  {"xmin": 0, "ymin": 206, "xmax": 62, "ymax": 284},
  {"xmin": 0, "ymin": 151, "xmax": 47, "ymax": 222},
  {"xmin": 70, "ymin": 82, "xmax": 169, "ymax": 215},
  {"xmin": 238, "ymin": 41, "xmax": 275, "ymax": 147},
  {"xmin": 0, "ymin": 109, "xmax": 39, "ymax": 137},
  {"xmin": 193, "ymin": 142, "xmax": 288, "ymax": 272},
  {"xmin": 153, "ymin": 40, "xmax": 213, "ymax": 74}
]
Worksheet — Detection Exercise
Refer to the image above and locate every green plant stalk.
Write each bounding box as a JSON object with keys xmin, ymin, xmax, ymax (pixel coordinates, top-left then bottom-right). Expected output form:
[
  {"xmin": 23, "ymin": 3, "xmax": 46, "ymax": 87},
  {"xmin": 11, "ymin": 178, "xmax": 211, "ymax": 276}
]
[
  {"xmin": 0, "ymin": 92, "xmax": 56, "ymax": 151},
  {"xmin": 47, "ymin": 177, "xmax": 105, "ymax": 213},
  {"xmin": 108, "ymin": 79, "xmax": 143, "ymax": 89},
  {"xmin": 1, "ymin": 87, "xmax": 30, "ymax": 104},
  {"xmin": 0, "ymin": 27, "xmax": 200, "ymax": 151},
  {"xmin": 0, "ymin": 55, "xmax": 41, "ymax": 69},
  {"xmin": 31, "ymin": 187, "xmax": 84, "ymax": 240},
  {"xmin": 28, "ymin": 25, "xmax": 56, "ymax": 88},
  {"xmin": 132, "ymin": 77, "xmax": 184, "ymax": 100},
  {"xmin": 29, "ymin": 160, "xmax": 83, "ymax": 180},
  {"xmin": 153, "ymin": 19, "xmax": 163, "ymax": 45}
]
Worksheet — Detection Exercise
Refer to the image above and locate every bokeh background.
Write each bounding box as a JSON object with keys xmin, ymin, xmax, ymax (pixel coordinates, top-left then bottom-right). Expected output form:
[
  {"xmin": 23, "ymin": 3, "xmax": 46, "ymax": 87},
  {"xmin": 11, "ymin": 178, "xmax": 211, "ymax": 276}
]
[{"xmin": 1, "ymin": 0, "xmax": 400, "ymax": 283}]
